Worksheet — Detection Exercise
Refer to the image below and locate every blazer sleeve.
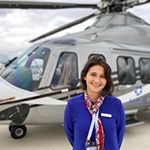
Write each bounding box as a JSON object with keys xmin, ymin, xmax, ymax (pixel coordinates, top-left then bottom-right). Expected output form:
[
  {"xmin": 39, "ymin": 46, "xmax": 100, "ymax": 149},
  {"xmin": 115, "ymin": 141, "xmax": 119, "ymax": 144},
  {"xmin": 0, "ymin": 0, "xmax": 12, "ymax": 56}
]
[
  {"xmin": 117, "ymin": 101, "xmax": 126, "ymax": 148},
  {"xmin": 64, "ymin": 102, "xmax": 74, "ymax": 146}
]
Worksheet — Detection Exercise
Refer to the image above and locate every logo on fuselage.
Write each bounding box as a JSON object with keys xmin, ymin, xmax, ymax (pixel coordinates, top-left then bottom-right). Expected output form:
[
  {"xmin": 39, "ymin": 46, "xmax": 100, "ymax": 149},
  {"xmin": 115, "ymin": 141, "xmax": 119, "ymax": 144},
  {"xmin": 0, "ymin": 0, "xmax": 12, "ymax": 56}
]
[{"xmin": 134, "ymin": 85, "xmax": 142, "ymax": 96}]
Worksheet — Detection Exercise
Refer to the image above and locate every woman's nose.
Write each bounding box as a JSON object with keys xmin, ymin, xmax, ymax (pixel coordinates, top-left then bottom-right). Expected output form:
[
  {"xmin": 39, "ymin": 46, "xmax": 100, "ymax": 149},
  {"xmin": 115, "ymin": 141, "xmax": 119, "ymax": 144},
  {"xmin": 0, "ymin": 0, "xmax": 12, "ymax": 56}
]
[{"xmin": 94, "ymin": 76, "xmax": 101, "ymax": 82}]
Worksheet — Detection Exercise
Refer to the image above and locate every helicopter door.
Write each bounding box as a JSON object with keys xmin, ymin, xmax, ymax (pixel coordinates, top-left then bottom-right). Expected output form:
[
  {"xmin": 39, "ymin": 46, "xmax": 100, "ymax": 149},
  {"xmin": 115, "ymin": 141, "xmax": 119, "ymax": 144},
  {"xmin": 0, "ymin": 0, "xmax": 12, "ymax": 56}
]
[
  {"xmin": 51, "ymin": 52, "xmax": 78, "ymax": 90},
  {"xmin": 25, "ymin": 47, "xmax": 50, "ymax": 90}
]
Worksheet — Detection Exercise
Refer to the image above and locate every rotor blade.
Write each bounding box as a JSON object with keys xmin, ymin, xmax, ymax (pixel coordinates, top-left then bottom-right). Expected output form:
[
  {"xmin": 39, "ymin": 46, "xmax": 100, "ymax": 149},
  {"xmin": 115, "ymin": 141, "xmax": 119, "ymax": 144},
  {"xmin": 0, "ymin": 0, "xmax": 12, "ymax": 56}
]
[
  {"xmin": 112, "ymin": 0, "xmax": 150, "ymax": 8},
  {"xmin": 127, "ymin": 0, "xmax": 150, "ymax": 6},
  {"xmin": 0, "ymin": 1, "xmax": 98, "ymax": 9},
  {"xmin": 30, "ymin": 12, "xmax": 98, "ymax": 42}
]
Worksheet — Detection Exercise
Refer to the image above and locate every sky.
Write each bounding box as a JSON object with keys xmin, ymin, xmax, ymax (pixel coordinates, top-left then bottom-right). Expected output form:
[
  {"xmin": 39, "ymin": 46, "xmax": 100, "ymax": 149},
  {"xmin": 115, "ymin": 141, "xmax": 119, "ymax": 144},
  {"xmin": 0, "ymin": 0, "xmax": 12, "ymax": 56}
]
[{"xmin": 0, "ymin": 0, "xmax": 150, "ymax": 62}]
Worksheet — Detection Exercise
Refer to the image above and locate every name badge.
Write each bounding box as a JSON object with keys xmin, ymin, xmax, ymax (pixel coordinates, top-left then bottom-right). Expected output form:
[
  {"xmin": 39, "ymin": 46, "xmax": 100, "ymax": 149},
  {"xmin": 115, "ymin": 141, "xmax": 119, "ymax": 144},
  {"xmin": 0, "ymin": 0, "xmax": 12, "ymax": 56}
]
[
  {"xmin": 86, "ymin": 146, "xmax": 97, "ymax": 150},
  {"xmin": 101, "ymin": 113, "xmax": 112, "ymax": 118}
]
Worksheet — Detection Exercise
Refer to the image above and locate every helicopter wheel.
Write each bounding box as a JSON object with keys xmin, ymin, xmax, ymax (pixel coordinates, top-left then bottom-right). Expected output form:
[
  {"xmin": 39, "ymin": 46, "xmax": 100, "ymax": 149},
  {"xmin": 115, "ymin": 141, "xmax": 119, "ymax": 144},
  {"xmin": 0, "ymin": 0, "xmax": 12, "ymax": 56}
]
[{"xmin": 9, "ymin": 125, "xmax": 27, "ymax": 139}]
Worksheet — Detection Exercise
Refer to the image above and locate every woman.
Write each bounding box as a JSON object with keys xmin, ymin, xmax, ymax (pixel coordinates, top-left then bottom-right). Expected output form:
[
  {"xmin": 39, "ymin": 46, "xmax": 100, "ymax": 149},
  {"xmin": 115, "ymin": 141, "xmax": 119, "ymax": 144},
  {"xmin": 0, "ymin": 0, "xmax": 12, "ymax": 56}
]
[{"xmin": 64, "ymin": 56, "xmax": 125, "ymax": 150}]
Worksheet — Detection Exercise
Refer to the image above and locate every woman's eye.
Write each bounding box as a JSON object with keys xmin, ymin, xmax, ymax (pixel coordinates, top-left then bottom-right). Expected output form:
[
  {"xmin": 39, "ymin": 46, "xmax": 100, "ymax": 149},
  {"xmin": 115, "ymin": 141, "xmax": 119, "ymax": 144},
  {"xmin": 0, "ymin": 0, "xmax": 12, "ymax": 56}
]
[
  {"xmin": 100, "ymin": 75, "xmax": 106, "ymax": 78},
  {"xmin": 90, "ymin": 73, "xmax": 97, "ymax": 77},
  {"xmin": 89, "ymin": 73, "xmax": 106, "ymax": 79}
]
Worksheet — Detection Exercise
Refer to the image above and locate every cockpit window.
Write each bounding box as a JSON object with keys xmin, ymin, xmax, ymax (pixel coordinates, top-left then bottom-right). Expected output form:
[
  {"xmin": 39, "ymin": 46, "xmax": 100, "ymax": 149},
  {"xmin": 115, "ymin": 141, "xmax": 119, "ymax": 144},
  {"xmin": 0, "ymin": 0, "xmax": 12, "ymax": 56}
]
[
  {"xmin": 51, "ymin": 52, "xmax": 78, "ymax": 90},
  {"xmin": 1, "ymin": 46, "xmax": 50, "ymax": 91},
  {"xmin": 117, "ymin": 56, "xmax": 136, "ymax": 84},
  {"xmin": 139, "ymin": 58, "xmax": 150, "ymax": 83}
]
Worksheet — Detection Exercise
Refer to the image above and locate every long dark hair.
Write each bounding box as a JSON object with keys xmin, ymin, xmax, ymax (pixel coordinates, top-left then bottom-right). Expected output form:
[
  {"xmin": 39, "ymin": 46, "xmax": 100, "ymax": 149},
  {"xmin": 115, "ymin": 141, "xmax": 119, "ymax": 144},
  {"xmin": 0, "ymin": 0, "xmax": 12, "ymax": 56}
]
[{"xmin": 80, "ymin": 56, "xmax": 114, "ymax": 96}]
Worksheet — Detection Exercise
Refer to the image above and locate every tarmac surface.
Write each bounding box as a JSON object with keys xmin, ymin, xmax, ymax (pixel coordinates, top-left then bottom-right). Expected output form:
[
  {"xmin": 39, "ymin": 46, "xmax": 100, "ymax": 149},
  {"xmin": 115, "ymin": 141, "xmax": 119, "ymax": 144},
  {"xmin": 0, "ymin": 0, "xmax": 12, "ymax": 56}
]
[{"xmin": 0, "ymin": 110, "xmax": 150, "ymax": 150}]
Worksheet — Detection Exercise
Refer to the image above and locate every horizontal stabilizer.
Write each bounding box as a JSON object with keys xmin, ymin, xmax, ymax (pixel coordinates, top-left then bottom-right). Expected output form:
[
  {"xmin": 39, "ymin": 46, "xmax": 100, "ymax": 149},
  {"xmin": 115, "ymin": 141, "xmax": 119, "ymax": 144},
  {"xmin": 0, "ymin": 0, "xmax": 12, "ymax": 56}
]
[
  {"xmin": 126, "ymin": 118, "xmax": 144, "ymax": 127},
  {"xmin": 125, "ymin": 109, "xmax": 138, "ymax": 115}
]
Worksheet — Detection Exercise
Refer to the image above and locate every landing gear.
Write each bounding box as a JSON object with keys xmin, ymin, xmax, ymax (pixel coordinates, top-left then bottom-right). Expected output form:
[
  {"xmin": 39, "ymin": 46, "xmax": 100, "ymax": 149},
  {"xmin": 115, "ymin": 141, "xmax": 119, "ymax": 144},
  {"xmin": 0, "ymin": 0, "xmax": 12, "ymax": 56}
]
[{"xmin": 9, "ymin": 125, "xmax": 27, "ymax": 139}]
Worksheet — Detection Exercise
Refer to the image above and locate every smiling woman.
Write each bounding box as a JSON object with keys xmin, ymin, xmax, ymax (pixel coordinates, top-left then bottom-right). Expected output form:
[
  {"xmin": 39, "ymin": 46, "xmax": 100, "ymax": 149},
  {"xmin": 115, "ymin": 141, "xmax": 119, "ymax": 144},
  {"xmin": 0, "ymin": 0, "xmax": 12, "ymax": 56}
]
[{"xmin": 64, "ymin": 56, "xmax": 125, "ymax": 150}]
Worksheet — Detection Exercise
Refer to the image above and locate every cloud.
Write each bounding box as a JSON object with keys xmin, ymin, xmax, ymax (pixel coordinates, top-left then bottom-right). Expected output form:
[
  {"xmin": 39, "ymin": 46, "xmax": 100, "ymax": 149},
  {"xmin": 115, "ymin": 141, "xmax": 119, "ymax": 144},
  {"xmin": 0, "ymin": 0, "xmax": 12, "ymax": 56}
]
[
  {"xmin": 0, "ymin": 7, "xmax": 95, "ymax": 54},
  {"xmin": 0, "ymin": 1, "xmax": 150, "ymax": 62},
  {"xmin": 128, "ymin": 2, "xmax": 150, "ymax": 23}
]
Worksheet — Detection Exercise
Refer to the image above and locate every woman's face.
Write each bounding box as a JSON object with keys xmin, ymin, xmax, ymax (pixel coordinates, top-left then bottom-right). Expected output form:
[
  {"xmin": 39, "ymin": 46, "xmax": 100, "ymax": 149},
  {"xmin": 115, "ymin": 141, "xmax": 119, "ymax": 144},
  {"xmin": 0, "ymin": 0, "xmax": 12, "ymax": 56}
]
[{"xmin": 84, "ymin": 65, "xmax": 107, "ymax": 96}]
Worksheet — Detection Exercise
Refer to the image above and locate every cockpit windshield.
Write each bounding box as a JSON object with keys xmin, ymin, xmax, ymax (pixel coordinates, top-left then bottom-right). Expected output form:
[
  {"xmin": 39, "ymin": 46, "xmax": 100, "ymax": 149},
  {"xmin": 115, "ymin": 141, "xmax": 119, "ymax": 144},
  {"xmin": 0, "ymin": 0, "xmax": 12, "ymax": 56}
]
[{"xmin": 0, "ymin": 46, "xmax": 50, "ymax": 91}]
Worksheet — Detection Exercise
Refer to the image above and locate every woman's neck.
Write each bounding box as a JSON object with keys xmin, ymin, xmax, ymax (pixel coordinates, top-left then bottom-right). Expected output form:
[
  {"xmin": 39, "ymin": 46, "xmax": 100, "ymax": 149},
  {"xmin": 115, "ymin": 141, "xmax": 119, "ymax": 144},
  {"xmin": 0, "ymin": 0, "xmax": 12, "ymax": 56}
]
[{"xmin": 86, "ymin": 91, "xmax": 101, "ymax": 103}]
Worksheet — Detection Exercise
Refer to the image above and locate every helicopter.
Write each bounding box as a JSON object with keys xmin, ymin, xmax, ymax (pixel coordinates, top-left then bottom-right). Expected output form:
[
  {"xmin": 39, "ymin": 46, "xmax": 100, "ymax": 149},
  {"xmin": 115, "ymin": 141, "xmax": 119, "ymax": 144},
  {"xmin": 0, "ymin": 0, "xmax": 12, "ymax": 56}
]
[{"xmin": 0, "ymin": 0, "xmax": 150, "ymax": 139}]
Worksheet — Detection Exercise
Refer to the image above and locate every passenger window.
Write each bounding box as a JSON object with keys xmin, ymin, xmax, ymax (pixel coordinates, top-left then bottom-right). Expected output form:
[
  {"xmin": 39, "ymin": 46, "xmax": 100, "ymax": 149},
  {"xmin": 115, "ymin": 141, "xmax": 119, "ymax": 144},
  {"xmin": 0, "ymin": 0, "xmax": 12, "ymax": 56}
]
[
  {"xmin": 117, "ymin": 56, "xmax": 136, "ymax": 84},
  {"xmin": 139, "ymin": 58, "xmax": 150, "ymax": 83},
  {"xmin": 51, "ymin": 52, "xmax": 78, "ymax": 89}
]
